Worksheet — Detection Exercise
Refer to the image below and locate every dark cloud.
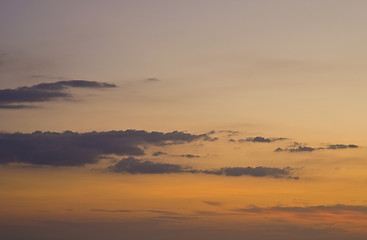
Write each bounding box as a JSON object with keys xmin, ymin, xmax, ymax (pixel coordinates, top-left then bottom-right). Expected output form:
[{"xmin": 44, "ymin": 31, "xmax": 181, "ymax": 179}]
[
  {"xmin": 326, "ymin": 144, "xmax": 358, "ymax": 149},
  {"xmin": 152, "ymin": 151, "xmax": 167, "ymax": 156},
  {"xmin": 201, "ymin": 166, "xmax": 296, "ymax": 178},
  {"xmin": 275, "ymin": 146, "xmax": 319, "ymax": 152},
  {"xmin": 177, "ymin": 154, "xmax": 200, "ymax": 158},
  {"xmin": 109, "ymin": 158, "xmax": 296, "ymax": 178},
  {"xmin": 0, "ymin": 80, "xmax": 116, "ymax": 109},
  {"xmin": 109, "ymin": 157, "xmax": 186, "ymax": 174},
  {"xmin": 238, "ymin": 136, "xmax": 287, "ymax": 143},
  {"xmin": 276, "ymin": 144, "xmax": 359, "ymax": 152},
  {"xmin": 234, "ymin": 204, "xmax": 367, "ymax": 214},
  {"xmin": 0, "ymin": 130, "xmax": 213, "ymax": 166}
]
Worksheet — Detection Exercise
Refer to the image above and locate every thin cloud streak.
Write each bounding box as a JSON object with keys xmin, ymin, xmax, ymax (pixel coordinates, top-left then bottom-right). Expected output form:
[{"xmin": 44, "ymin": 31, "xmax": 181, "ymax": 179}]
[{"xmin": 109, "ymin": 157, "xmax": 296, "ymax": 179}]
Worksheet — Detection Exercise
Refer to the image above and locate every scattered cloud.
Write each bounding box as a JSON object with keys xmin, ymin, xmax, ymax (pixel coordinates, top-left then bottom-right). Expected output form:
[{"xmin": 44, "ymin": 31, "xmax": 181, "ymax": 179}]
[
  {"xmin": 275, "ymin": 144, "xmax": 359, "ymax": 152},
  {"xmin": 152, "ymin": 151, "xmax": 167, "ymax": 156},
  {"xmin": 109, "ymin": 158, "xmax": 296, "ymax": 179},
  {"xmin": 326, "ymin": 144, "xmax": 358, "ymax": 149},
  {"xmin": 109, "ymin": 157, "xmax": 187, "ymax": 174},
  {"xmin": 237, "ymin": 136, "xmax": 287, "ymax": 143},
  {"xmin": 0, "ymin": 130, "xmax": 214, "ymax": 166},
  {"xmin": 0, "ymin": 80, "xmax": 116, "ymax": 109},
  {"xmin": 201, "ymin": 166, "xmax": 296, "ymax": 178},
  {"xmin": 234, "ymin": 204, "xmax": 367, "ymax": 214},
  {"xmin": 176, "ymin": 154, "xmax": 200, "ymax": 158},
  {"xmin": 275, "ymin": 146, "xmax": 319, "ymax": 152}
]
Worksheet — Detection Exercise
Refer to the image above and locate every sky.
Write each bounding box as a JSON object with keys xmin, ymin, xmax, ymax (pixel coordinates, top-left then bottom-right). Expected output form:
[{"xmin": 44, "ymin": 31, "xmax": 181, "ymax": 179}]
[{"xmin": 1, "ymin": 1, "xmax": 367, "ymax": 239}]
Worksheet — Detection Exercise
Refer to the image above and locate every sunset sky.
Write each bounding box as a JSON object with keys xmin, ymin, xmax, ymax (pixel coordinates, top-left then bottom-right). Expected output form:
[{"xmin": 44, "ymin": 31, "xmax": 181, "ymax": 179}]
[{"xmin": 1, "ymin": 1, "xmax": 367, "ymax": 239}]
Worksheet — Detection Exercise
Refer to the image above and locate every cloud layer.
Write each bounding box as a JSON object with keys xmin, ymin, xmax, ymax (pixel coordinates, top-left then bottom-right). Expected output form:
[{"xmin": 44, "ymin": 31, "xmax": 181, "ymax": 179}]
[{"xmin": 0, "ymin": 80, "xmax": 116, "ymax": 109}]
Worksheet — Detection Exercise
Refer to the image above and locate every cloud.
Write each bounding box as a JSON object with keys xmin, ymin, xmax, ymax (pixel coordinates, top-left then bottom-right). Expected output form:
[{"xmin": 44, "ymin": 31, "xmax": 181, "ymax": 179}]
[
  {"xmin": 0, "ymin": 130, "xmax": 213, "ymax": 166},
  {"xmin": 234, "ymin": 204, "xmax": 367, "ymax": 214},
  {"xmin": 177, "ymin": 154, "xmax": 200, "ymax": 158},
  {"xmin": 201, "ymin": 166, "xmax": 296, "ymax": 178},
  {"xmin": 275, "ymin": 146, "xmax": 319, "ymax": 152},
  {"xmin": 152, "ymin": 151, "xmax": 167, "ymax": 156},
  {"xmin": 109, "ymin": 158, "xmax": 296, "ymax": 179},
  {"xmin": 238, "ymin": 136, "xmax": 287, "ymax": 143},
  {"xmin": 0, "ymin": 80, "xmax": 116, "ymax": 109},
  {"xmin": 326, "ymin": 144, "xmax": 358, "ymax": 149},
  {"xmin": 109, "ymin": 157, "xmax": 186, "ymax": 174},
  {"xmin": 276, "ymin": 144, "xmax": 359, "ymax": 152}
]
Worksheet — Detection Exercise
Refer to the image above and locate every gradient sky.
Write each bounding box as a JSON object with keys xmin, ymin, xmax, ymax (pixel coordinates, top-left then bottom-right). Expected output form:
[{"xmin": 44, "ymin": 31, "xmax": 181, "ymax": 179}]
[{"xmin": 1, "ymin": 1, "xmax": 367, "ymax": 239}]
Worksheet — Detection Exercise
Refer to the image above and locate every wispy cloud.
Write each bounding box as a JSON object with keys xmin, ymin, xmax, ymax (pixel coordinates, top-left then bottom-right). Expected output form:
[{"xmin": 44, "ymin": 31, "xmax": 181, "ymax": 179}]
[
  {"xmin": 108, "ymin": 157, "xmax": 296, "ymax": 179},
  {"xmin": 234, "ymin": 204, "xmax": 367, "ymax": 214},
  {"xmin": 235, "ymin": 136, "xmax": 287, "ymax": 143},
  {"xmin": 200, "ymin": 166, "xmax": 296, "ymax": 178},
  {"xmin": 275, "ymin": 144, "xmax": 359, "ymax": 152}
]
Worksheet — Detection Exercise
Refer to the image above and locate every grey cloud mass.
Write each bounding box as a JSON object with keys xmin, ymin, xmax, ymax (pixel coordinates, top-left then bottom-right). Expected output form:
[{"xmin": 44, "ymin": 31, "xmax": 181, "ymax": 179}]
[
  {"xmin": 0, "ymin": 80, "xmax": 116, "ymax": 109},
  {"xmin": 0, "ymin": 130, "xmax": 213, "ymax": 166}
]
